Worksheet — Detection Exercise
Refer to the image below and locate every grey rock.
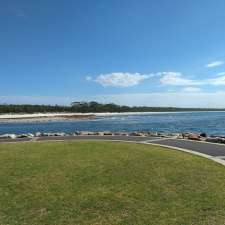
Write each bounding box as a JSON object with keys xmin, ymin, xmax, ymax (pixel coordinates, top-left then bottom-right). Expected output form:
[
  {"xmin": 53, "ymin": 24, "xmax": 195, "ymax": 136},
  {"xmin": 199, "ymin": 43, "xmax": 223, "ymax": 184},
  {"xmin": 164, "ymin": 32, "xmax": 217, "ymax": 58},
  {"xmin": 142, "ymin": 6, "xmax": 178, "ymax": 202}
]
[
  {"xmin": 42, "ymin": 133, "xmax": 52, "ymax": 136},
  {"xmin": 103, "ymin": 131, "xmax": 113, "ymax": 135},
  {"xmin": 182, "ymin": 132, "xmax": 193, "ymax": 138},
  {"xmin": 0, "ymin": 134, "xmax": 17, "ymax": 139},
  {"xmin": 200, "ymin": 133, "xmax": 207, "ymax": 138},
  {"xmin": 17, "ymin": 134, "xmax": 29, "ymax": 138},
  {"xmin": 27, "ymin": 133, "xmax": 34, "ymax": 138},
  {"xmin": 79, "ymin": 131, "xmax": 92, "ymax": 136},
  {"xmin": 54, "ymin": 132, "xmax": 66, "ymax": 136},
  {"xmin": 35, "ymin": 132, "xmax": 42, "ymax": 137},
  {"xmin": 148, "ymin": 132, "xmax": 158, "ymax": 137},
  {"xmin": 206, "ymin": 137, "xmax": 225, "ymax": 143},
  {"xmin": 129, "ymin": 132, "xmax": 146, "ymax": 137},
  {"xmin": 188, "ymin": 133, "xmax": 201, "ymax": 141},
  {"xmin": 114, "ymin": 132, "xmax": 128, "ymax": 136}
]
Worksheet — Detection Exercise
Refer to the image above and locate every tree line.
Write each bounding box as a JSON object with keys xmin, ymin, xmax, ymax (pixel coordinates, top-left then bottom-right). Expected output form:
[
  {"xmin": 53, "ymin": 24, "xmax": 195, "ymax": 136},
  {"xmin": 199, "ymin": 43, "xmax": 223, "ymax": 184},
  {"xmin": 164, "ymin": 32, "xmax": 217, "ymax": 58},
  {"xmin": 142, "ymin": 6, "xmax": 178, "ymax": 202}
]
[{"xmin": 0, "ymin": 102, "xmax": 224, "ymax": 114}]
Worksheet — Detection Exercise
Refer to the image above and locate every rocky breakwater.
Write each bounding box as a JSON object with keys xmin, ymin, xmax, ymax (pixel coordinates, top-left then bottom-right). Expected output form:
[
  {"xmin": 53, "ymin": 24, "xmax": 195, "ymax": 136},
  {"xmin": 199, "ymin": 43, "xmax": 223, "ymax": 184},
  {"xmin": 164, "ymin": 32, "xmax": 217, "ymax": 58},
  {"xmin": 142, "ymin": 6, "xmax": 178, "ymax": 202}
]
[
  {"xmin": 205, "ymin": 136, "xmax": 225, "ymax": 144},
  {"xmin": 0, "ymin": 131, "xmax": 180, "ymax": 140},
  {"xmin": 180, "ymin": 132, "xmax": 225, "ymax": 144},
  {"xmin": 1, "ymin": 131, "xmax": 225, "ymax": 145}
]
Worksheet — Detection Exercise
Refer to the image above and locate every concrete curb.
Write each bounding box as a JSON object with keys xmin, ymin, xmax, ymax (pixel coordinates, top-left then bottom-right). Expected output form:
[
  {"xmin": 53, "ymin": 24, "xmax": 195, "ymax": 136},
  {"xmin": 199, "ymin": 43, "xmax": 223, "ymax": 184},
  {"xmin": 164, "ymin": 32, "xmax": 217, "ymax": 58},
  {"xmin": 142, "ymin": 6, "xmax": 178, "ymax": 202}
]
[{"xmin": 147, "ymin": 142, "xmax": 225, "ymax": 167}]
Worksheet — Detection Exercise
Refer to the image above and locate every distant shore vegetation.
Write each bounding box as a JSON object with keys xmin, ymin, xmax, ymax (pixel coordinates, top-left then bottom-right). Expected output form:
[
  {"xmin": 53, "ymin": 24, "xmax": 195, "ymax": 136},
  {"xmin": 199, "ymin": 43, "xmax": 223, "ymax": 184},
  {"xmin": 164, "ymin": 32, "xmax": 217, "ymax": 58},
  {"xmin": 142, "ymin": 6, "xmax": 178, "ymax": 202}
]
[{"xmin": 0, "ymin": 101, "xmax": 224, "ymax": 114}]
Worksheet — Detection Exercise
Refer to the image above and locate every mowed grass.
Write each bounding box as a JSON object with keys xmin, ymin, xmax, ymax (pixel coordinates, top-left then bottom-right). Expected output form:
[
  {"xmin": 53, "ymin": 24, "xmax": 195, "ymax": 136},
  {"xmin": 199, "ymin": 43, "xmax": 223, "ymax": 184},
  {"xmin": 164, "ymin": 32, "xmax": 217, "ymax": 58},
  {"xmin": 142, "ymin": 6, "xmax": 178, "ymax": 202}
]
[{"xmin": 0, "ymin": 141, "xmax": 225, "ymax": 225}]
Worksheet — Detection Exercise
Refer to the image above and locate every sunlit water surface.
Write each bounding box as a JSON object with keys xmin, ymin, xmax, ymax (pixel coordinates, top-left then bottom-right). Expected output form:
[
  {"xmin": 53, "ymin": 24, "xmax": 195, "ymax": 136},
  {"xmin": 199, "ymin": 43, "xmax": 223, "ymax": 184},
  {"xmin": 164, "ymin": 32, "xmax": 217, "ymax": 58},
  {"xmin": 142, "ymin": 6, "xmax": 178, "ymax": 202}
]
[{"xmin": 0, "ymin": 111, "xmax": 225, "ymax": 136}]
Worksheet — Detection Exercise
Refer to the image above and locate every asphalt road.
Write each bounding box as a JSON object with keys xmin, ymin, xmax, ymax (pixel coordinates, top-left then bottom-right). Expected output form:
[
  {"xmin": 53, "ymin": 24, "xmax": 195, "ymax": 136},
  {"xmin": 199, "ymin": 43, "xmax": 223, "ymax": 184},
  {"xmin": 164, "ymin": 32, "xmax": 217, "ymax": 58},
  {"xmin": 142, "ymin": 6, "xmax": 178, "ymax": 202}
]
[
  {"xmin": 151, "ymin": 139, "xmax": 225, "ymax": 157},
  {"xmin": 1, "ymin": 135, "xmax": 225, "ymax": 162},
  {"xmin": 36, "ymin": 135, "xmax": 161, "ymax": 142}
]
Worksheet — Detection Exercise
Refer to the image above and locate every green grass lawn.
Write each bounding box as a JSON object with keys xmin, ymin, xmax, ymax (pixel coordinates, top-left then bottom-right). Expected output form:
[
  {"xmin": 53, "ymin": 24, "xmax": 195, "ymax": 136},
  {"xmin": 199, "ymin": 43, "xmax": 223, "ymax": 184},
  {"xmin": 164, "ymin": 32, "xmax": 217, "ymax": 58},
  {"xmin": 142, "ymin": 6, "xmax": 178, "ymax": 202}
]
[{"xmin": 0, "ymin": 141, "xmax": 225, "ymax": 225}]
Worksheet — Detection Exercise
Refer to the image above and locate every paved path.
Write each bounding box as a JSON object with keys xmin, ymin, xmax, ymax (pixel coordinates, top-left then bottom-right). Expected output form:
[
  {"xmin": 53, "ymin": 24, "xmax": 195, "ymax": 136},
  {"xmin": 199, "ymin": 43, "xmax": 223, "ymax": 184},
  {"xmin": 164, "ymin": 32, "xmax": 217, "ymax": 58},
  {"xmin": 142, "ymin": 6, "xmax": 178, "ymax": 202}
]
[
  {"xmin": 1, "ymin": 135, "xmax": 225, "ymax": 165},
  {"xmin": 148, "ymin": 139, "xmax": 225, "ymax": 158},
  {"xmin": 37, "ymin": 135, "xmax": 162, "ymax": 142}
]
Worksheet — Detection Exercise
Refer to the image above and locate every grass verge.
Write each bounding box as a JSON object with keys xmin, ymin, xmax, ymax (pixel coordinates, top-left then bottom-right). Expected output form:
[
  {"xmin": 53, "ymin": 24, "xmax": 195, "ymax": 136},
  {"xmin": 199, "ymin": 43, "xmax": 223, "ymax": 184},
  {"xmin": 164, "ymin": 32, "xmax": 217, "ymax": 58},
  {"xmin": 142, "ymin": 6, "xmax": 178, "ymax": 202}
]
[{"xmin": 0, "ymin": 141, "xmax": 225, "ymax": 225}]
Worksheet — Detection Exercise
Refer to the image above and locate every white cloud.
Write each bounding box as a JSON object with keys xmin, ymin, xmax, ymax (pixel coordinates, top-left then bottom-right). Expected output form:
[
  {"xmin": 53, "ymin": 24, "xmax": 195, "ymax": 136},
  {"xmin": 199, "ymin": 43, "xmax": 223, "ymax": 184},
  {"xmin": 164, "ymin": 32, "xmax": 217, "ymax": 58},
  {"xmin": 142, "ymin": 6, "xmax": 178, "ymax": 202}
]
[
  {"xmin": 2, "ymin": 92, "xmax": 225, "ymax": 107},
  {"xmin": 205, "ymin": 61, "xmax": 224, "ymax": 68},
  {"xmin": 159, "ymin": 72, "xmax": 203, "ymax": 86},
  {"xmin": 159, "ymin": 71, "xmax": 225, "ymax": 86},
  {"xmin": 94, "ymin": 72, "xmax": 153, "ymax": 87},
  {"xmin": 85, "ymin": 76, "xmax": 92, "ymax": 81},
  {"xmin": 217, "ymin": 72, "xmax": 225, "ymax": 76},
  {"xmin": 182, "ymin": 87, "xmax": 202, "ymax": 92},
  {"xmin": 82, "ymin": 92, "xmax": 225, "ymax": 108},
  {"xmin": 209, "ymin": 75, "xmax": 225, "ymax": 86},
  {"xmin": 87, "ymin": 71, "xmax": 225, "ymax": 88}
]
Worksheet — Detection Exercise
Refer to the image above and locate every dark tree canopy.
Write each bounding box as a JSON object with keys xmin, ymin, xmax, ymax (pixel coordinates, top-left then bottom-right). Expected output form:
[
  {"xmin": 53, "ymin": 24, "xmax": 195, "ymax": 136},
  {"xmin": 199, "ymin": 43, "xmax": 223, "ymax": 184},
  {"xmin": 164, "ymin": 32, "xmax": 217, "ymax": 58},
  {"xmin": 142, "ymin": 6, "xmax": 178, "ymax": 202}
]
[{"xmin": 0, "ymin": 102, "xmax": 223, "ymax": 114}]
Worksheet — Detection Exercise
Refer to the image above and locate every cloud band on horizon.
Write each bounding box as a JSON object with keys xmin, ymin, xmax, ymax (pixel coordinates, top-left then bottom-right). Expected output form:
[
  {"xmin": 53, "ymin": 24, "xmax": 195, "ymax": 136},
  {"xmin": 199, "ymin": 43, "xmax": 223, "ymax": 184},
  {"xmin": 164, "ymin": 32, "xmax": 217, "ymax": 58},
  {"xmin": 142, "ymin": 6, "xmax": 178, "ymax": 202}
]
[
  {"xmin": 2, "ymin": 92, "xmax": 225, "ymax": 108},
  {"xmin": 205, "ymin": 61, "xmax": 224, "ymax": 68},
  {"xmin": 86, "ymin": 72, "xmax": 155, "ymax": 87}
]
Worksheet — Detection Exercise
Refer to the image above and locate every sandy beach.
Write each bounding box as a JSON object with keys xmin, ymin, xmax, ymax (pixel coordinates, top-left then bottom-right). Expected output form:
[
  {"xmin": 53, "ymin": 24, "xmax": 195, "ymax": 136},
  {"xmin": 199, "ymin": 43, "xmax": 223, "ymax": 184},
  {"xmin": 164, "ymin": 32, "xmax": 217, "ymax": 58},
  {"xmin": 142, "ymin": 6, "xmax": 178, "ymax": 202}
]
[
  {"xmin": 0, "ymin": 111, "xmax": 179, "ymax": 123},
  {"xmin": 0, "ymin": 113, "xmax": 96, "ymax": 123},
  {"xmin": 0, "ymin": 111, "xmax": 223, "ymax": 123}
]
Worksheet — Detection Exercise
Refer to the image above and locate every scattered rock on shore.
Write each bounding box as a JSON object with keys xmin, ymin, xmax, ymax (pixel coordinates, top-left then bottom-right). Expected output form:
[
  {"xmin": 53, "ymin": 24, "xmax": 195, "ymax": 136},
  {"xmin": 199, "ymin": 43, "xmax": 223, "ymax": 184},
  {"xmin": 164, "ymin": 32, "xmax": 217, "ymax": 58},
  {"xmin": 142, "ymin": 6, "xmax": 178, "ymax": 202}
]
[
  {"xmin": 0, "ymin": 134, "xmax": 17, "ymax": 139},
  {"xmin": 130, "ymin": 132, "xmax": 147, "ymax": 137},
  {"xmin": 114, "ymin": 132, "xmax": 129, "ymax": 136},
  {"xmin": 187, "ymin": 133, "xmax": 201, "ymax": 141},
  {"xmin": 200, "ymin": 133, "xmax": 207, "ymax": 138},
  {"xmin": 35, "ymin": 132, "xmax": 42, "ymax": 137},
  {"xmin": 206, "ymin": 137, "xmax": 225, "ymax": 144},
  {"xmin": 17, "ymin": 133, "xmax": 34, "ymax": 138},
  {"xmin": 103, "ymin": 131, "xmax": 113, "ymax": 136},
  {"xmin": 1, "ymin": 131, "xmax": 225, "ymax": 145}
]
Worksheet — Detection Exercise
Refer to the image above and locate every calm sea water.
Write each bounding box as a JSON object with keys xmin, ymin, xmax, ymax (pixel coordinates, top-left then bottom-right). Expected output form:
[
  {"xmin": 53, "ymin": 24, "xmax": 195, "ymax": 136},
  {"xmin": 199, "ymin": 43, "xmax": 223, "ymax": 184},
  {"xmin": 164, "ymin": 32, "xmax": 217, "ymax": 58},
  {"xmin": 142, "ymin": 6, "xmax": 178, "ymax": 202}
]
[{"xmin": 0, "ymin": 111, "xmax": 225, "ymax": 136}]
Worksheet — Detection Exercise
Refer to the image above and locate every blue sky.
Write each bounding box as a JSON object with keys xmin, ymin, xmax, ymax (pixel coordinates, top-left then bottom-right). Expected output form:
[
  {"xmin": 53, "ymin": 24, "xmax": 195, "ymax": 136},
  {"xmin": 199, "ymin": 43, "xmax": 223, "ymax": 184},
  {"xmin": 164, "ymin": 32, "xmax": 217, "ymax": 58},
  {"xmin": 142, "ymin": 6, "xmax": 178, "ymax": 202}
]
[{"xmin": 1, "ymin": 0, "xmax": 225, "ymax": 107}]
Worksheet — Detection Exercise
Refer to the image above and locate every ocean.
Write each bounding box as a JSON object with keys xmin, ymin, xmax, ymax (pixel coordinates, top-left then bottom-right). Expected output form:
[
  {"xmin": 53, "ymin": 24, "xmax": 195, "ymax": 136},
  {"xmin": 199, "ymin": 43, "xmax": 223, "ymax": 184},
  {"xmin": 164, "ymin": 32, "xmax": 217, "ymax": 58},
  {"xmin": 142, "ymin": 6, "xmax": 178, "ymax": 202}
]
[{"xmin": 0, "ymin": 111, "xmax": 225, "ymax": 136}]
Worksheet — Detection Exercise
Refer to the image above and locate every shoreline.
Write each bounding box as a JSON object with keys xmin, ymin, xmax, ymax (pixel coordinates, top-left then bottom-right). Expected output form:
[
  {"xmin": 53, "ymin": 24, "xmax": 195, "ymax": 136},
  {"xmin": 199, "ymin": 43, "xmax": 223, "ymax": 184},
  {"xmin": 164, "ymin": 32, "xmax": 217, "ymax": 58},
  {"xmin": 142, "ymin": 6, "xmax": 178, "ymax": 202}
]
[
  {"xmin": 1, "ymin": 110, "xmax": 225, "ymax": 121},
  {"xmin": 0, "ymin": 113, "xmax": 96, "ymax": 123}
]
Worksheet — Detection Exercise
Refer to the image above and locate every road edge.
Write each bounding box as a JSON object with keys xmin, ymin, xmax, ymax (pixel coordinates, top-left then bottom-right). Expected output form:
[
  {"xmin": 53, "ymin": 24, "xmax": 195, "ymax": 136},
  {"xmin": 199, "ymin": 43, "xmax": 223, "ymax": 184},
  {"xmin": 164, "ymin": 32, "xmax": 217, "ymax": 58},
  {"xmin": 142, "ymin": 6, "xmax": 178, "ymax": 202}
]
[
  {"xmin": 0, "ymin": 137, "xmax": 225, "ymax": 167},
  {"xmin": 147, "ymin": 142, "xmax": 225, "ymax": 167}
]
